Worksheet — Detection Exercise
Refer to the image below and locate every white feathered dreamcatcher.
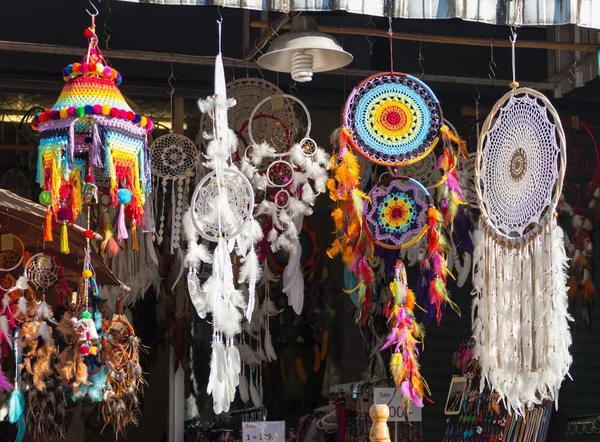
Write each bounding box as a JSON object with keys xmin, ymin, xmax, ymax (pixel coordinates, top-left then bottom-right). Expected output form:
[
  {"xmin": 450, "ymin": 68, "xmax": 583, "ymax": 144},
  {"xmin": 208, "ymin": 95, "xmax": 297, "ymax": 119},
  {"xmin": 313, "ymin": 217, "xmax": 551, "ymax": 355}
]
[
  {"xmin": 472, "ymin": 83, "xmax": 572, "ymax": 414},
  {"xmin": 239, "ymin": 94, "xmax": 329, "ymax": 315},
  {"xmin": 184, "ymin": 20, "xmax": 263, "ymax": 415},
  {"xmin": 151, "ymin": 133, "xmax": 198, "ymax": 253}
]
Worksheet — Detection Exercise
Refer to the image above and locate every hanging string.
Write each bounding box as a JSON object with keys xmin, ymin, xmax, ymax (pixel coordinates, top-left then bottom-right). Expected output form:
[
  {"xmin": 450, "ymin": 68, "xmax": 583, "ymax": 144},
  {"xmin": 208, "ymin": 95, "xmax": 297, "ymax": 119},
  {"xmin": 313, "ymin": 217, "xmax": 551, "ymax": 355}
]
[
  {"xmin": 509, "ymin": 26, "xmax": 519, "ymax": 89},
  {"xmin": 388, "ymin": 17, "xmax": 394, "ymax": 73},
  {"xmin": 167, "ymin": 63, "xmax": 176, "ymax": 134},
  {"xmin": 217, "ymin": 8, "xmax": 223, "ymax": 55}
]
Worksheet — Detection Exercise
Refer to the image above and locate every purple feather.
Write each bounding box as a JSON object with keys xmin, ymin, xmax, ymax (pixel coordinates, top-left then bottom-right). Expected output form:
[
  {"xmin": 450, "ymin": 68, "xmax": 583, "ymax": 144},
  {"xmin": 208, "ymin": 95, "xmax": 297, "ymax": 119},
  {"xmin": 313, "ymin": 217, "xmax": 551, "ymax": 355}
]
[
  {"xmin": 452, "ymin": 208, "xmax": 474, "ymax": 255},
  {"xmin": 0, "ymin": 367, "xmax": 13, "ymax": 392},
  {"xmin": 446, "ymin": 173, "xmax": 464, "ymax": 199}
]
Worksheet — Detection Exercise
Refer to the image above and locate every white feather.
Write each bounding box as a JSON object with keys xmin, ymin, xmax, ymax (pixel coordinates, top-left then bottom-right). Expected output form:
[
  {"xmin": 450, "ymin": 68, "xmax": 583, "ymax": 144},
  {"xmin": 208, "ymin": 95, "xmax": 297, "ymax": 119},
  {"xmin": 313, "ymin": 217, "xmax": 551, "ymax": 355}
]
[
  {"xmin": 313, "ymin": 146, "xmax": 330, "ymax": 168},
  {"xmin": 239, "ymin": 373, "xmax": 250, "ymax": 403},
  {"xmin": 198, "ymin": 97, "xmax": 215, "ymax": 114},
  {"xmin": 17, "ymin": 297, "xmax": 27, "ymax": 315},
  {"xmin": 250, "ymin": 142, "xmax": 276, "ymax": 167},
  {"xmin": 289, "ymin": 143, "xmax": 307, "ymax": 168},
  {"xmin": 249, "ymin": 374, "xmax": 262, "ymax": 407},
  {"xmin": 288, "ymin": 197, "xmax": 312, "ymax": 217},
  {"xmin": 264, "ymin": 331, "xmax": 277, "ymax": 362}
]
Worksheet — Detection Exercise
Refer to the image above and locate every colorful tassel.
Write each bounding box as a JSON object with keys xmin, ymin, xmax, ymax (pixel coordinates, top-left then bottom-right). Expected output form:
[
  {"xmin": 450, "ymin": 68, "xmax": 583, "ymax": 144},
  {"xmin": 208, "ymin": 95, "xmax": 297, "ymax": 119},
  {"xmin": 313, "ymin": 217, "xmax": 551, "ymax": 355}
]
[
  {"xmin": 131, "ymin": 220, "xmax": 139, "ymax": 251},
  {"xmin": 117, "ymin": 203, "xmax": 128, "ymax": 242},
  {"xmin": 44, "ymin": 208, "xmax": 53, "ymax": 242},
  {"xmin": 60, "ymin": 223, "xmax": 70, "ymax": 254}
]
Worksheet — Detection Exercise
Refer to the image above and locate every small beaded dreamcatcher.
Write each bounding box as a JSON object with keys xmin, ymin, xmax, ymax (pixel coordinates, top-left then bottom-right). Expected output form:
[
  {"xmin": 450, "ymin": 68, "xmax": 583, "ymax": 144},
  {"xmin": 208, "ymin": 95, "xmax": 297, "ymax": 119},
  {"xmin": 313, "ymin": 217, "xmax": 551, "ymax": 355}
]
[
  {"xmin": 25, "ymin": 252, "xmax": 63, "ymax": 291},
  {"xmin": 151, "ymin": 133, "xmax": 198, "ymax": 253},
  {"xmin": 472, "ymin": 43, "xmax": 571, "ymax": 413}
]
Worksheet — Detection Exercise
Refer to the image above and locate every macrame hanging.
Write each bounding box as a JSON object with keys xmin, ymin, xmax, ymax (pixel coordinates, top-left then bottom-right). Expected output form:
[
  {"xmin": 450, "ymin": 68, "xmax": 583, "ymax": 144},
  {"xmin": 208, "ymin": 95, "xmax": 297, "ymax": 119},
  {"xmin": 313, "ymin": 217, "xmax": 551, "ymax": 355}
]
[
  {"xmin": 185, "ymin": 20, "xmax": 262, "ymax": 415},
  {"xmin": 472, "ymin": 35, "xmax": 572, "ymax": 413},
  {"xmin": 151, "ymin": 133, "xmax": 198, "ymax": 253}
]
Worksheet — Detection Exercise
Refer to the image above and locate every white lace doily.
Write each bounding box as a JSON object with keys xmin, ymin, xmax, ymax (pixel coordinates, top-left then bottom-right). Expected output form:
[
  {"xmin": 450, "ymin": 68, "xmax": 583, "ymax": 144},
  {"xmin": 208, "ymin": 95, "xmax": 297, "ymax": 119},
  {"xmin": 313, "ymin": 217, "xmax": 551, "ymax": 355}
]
[
  {"xmin": 457, "ymin": 154, "xmax": 478, "ymax": 209},
  {"xmin": 198, "ymin": 78, "xmax": 295, "ymax": 157},
  {"xmin": 476, "ymin": 88, "xmax": 566, "ymax": 240},
  {"xmin": 190, "ymin": 168, "xmax": 254, "ymax": 242},
  {"xmin": 389, "ymin": 153, "xmax": 439, "ymax": 186},
  {"xmin": 25, "ymin": 252, "xmax": 62, "ymax": 290},
  {"xmin": 151, "ymin": 134, "xmax": 198, "ymax": 179}
]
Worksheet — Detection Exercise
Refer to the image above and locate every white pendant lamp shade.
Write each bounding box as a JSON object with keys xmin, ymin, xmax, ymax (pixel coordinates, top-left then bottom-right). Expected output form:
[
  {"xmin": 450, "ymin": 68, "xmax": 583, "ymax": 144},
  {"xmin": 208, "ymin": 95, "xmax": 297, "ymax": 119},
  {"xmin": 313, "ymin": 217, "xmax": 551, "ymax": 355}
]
[{"xmin": 257, "ymin": 16, "xmax": 353, "ymax": 82}]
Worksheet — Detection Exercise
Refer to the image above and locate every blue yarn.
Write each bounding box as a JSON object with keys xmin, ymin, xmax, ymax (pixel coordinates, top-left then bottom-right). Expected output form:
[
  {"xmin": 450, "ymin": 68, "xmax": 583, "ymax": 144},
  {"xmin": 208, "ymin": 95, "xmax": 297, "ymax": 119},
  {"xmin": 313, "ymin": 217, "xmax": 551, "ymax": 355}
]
[
  {"xmin": 354, "ymin": 82, "xmax": 431, "ymax": 156},
  {"xmin": 117, "ymin": 188, "xmax": 132, "ymax": 204}
]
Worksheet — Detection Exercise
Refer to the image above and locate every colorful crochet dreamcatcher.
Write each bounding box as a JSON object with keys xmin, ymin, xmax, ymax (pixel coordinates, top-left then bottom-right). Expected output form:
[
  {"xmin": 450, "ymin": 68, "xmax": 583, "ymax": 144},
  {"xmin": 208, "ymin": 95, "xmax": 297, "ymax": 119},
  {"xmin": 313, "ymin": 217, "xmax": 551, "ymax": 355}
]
[
  {"xmin": 32, "ymin": 19, "xmax": 153, "ymax": 254},
  {"xmin": 185, "ymin": 21, "xmax": 262, "ymax": 415},
  {"xmin": 472, "ymin": 84, "xmax": 572, "ymax": 413},
  {"xmin": 240, "ymin": 93, "xmax": 329, "ymax": 315}
]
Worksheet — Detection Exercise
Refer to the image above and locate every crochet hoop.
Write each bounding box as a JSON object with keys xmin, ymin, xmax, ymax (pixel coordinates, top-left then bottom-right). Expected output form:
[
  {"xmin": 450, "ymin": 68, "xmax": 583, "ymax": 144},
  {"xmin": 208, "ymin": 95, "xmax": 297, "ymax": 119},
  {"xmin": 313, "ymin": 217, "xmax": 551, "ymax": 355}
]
[
  {"xmin": 475, "ymin": 88, "xmax": 566, "ymax": 243},
  {"xmin": 190, "ymin": 167, "xmax": 254, "ymax": 242},
  {"xmin": 248, "ymin": 94, "xmax": 312, "ymax": 158},
  {"xmin": 343, "ymin": 72, "xmax": 442, "ymax": 167},
  {"xmin": 561, "ymin": 118, "xmax": 599, "ymax": 194},
  {"xmin": 364, "ymin": 176, "xmax": 432, "ymax": 250},
  {"xmin": 150, "ymin": 133, "xmax": 198, "ymax": 179}
]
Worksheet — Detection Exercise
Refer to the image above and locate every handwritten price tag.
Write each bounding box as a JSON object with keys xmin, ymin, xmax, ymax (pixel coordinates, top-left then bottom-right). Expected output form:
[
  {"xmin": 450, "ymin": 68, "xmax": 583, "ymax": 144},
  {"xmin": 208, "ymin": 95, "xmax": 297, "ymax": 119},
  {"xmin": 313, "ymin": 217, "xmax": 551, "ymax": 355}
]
[
  {"xmin": 374, "ymin": 388, "xmax": 423, "ymax": 422},
  {"xmin": 243, "ymin": 422, "xmax": 285, "ymax": 442}
]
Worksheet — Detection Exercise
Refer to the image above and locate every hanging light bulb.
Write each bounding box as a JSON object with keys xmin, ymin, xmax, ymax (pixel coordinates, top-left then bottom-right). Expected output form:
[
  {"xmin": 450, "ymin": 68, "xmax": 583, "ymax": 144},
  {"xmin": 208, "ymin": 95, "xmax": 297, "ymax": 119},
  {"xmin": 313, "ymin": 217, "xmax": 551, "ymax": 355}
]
[{"xmin": 257, "ymin": 16, "xmax": 353, "ymax": 82}]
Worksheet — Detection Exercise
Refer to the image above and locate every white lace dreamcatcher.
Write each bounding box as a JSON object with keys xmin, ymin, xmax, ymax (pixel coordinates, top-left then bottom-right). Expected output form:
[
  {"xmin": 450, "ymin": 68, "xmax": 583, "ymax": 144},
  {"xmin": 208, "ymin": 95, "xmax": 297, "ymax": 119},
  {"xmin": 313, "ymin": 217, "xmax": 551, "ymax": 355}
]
[
  {"xmin": 240, "ymin": 93, "xmax": 329, "ymax": 315},
  {"xmin": 151, "ymin": 133, "xmax": 198, "ymax": 253},
  {"xmin": 184, "ymin": 20, "xmax": 263, "ymax": 415},
  {"xmin": 472, "ymin": 86, "xmax": 571, "ymax": 414}
]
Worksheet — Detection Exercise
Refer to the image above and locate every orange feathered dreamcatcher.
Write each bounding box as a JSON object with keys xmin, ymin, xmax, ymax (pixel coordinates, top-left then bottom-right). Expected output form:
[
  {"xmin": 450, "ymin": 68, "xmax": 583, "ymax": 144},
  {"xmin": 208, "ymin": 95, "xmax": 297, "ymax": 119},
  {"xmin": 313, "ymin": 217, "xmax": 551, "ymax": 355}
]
[{"xmin": 328, "ymin": 64, "xmax": 468, "ymax": 415}]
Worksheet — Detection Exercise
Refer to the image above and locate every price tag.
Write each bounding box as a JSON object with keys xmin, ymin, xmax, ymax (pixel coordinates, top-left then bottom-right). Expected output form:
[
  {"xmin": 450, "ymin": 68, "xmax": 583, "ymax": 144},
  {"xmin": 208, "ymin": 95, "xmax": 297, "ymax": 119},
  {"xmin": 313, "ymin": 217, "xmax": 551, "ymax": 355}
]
[
  {"xmin": 1, "ymin": 234, "xmax": 13, "ymax": 251},
  {"xmin": 374, "ymin": 388, "xmax": 422, "ymax": 422},
  {"xmin": 38, "ymin": 255, "xmax": 51, "ymax": 269},
  {"xmin": 271, "ymin": 94, "xmax": 284, "ymax": 110},
  {"xmin": 243, "ymin": 422, "xmax": 285, "ymax": 442},
  {"xmin": 476, "ymin": 426, "xmax": 483, "ymax": 435}
]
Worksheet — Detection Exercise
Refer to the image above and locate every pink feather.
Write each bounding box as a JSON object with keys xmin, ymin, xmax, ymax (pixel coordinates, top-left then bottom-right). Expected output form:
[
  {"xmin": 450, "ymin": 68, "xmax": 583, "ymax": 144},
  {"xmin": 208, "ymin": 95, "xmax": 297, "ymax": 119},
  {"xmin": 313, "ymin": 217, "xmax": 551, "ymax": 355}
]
[{"xmin": 0, "ymin": 366, "xmax": 13, "ymax": 392}]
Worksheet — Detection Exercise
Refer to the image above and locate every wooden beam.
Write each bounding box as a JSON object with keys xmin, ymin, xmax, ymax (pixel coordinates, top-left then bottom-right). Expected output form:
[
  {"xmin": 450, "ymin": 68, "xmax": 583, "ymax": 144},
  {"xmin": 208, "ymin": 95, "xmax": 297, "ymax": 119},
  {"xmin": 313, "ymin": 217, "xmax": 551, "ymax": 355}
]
[
  {"xmin": 0, "ymin": 144, "xmax": 36, "ymax": 152},
  {"xmin": 250, "ymin": 21, "xmax": 600, "ymax": 52}
]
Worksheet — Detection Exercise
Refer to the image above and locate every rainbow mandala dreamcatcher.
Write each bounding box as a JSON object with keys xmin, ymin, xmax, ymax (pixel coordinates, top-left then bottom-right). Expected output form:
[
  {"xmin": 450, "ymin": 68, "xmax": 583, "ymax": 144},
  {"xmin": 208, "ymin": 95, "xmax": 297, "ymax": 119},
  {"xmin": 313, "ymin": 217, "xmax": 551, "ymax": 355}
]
[
  {"xmin": 240, "ymin": 93, "xmax": 329, "ymax": 315},
  {"xmin": 472, "ymin": 86, "xmax": 572, "ymax": 413},
  {"xmin": 151, "ymin": 133, "xmax": 198, "ymax": 253}
]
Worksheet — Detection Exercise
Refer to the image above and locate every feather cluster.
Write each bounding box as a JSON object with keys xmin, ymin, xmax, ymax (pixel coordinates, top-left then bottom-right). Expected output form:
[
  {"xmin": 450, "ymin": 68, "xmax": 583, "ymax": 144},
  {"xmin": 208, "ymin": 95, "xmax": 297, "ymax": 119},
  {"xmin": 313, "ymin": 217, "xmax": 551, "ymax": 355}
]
[
  {"xmin": 381, "ymin": 260, "xmax": 429, "ymax": 420},
  {"xmin": 472, "ymin": 220, "xmax": 573, "ymax": 414},
  {"xmin": 327, "ymin": 128, "xmax": 375, "ymax": 324}
]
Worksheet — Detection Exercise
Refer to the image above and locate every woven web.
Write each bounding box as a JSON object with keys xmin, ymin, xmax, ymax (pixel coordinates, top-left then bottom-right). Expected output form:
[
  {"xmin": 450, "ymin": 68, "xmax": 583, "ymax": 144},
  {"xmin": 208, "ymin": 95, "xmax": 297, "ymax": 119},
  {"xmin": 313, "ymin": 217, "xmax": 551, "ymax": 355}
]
[
  {"xmin": 199, "ymin": 78, "xmax": 295, "ymax": 158},
  {"xmin": 480, "ymin": 93, "xmax": 560, "ymax": 238},
  {"xmin": 191, "ymin": 169, "xmax": 254, "ymax": 241},
  {"xmin": 248, "ymin": 95, "xmax": 308, "ymax": 154},
  {"xmin": 457, "ymin": 154, "xmax": 478, "ymax": 209},
  {"xmin": 344, "ymin": 74, "xmax": 442, "ymax": 166},
  {"xmin": 365, "ymin": 178, "xmax": 428, "ymax": 248},
  {"xmin": 151, "ymin": 133, "xmax": 197, "ymax": 179},
  {"xmin": 0, "ymin": 234, "xmax": 24, "ymax": 272},
  {"xmin": 26, "ymin": 253, "xmax": 62, "ymax": 290}
]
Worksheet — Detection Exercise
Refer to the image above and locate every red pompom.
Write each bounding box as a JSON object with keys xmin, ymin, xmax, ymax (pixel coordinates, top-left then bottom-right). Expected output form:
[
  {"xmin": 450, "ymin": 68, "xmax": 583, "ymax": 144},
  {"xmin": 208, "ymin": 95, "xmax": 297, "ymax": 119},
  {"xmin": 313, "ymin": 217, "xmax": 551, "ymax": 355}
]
[
  {"xmin": 38, "ymin": 113, "xmax": 47, "ymax": 123},
  {"xmin": 126, "ymin": 111, "xmax": 135, "ymax": 121},
  {"xmin": 110, "ymin": 107, "xmax": 119, "ymax": 118},
  {"xmin": 73, "ymin": 63, "xmax": 81, "ymax": 73},
  {"xmin": 125, "ymin": 204, "xmax": 136, "ymax": 220},
  {"xmin": 119, "ymin": 109, "xmax": 127, "ymax": 119},
  {"xmin": 84, "ymin": 229, "xmax": 94, "ymax": 239},
  {"xmin": 84, "ymin": 28, "xmax": 93, "ymax": 38},
  {"xmin": 84, "ymin": 174, "xmax": 94, "ymax": 183},
  {"xmin": 89, "ymin": 62, "xmax": 96, "ymax": 72}
]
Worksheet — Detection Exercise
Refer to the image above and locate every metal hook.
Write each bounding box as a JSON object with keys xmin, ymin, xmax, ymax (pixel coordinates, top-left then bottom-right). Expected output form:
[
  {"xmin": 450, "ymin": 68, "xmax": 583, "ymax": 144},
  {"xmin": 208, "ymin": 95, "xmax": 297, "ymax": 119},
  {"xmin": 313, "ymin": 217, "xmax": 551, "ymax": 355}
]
[
  {"xmin": 509, "ymin": 25, "xmax": 518, "ymax": 43},
  {"xmin": 86, "ymin": 0, "xmax": 99, "ymax": 16},
  {"xmin": 418, "ymin": 41, "xmax": 425, "ymax": 78},
  {"xmin": 488, "ymin": 40, "xmax": 497, "ymax": 80},
  {"xmin": 167, "ymin": 63, "xmax": 176, "ymax": 96},
  {"xmin": 216, "ymin": 5, "xmax": 223, "ymax": 23},
  {"xmin": 289, "ymin": 82, "xmax": 298, "ymax": 95}
]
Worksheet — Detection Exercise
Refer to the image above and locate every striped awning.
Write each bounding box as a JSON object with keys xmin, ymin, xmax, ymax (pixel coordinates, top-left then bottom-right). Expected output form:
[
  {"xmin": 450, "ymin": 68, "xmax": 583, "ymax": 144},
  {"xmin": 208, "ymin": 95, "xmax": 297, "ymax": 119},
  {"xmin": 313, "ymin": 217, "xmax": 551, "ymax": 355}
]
[{"xmin": 117, "ymin": 0, "xmax": 600, "ymax": 28}]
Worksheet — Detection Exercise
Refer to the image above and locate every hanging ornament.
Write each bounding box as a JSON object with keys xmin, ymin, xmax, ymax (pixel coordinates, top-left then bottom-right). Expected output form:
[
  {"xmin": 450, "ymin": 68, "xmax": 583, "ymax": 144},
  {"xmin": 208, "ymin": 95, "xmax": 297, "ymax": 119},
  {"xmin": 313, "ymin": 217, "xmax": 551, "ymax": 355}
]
[
  {"xmin": 0, "ymin": 233, "xmax": 25, "ymax": 272},
  {"xmin": 151, "ymin": 133, "xmax": 198, "ymax": 253},
  {"xmin": 381, "ymin": 260, "xmax": 429, "ymax": 420},
  {"xmin": 472, "ymin": 64, "xmax": 572, "ymax": 412},
  {"xmin": 32, "ymin": 19, "xmax": 153, "ymax": 253}
]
